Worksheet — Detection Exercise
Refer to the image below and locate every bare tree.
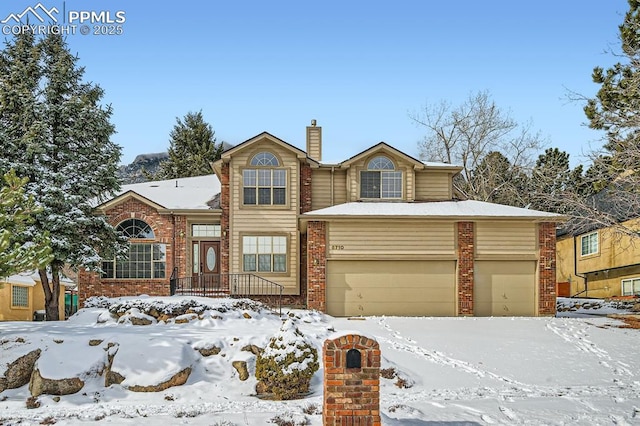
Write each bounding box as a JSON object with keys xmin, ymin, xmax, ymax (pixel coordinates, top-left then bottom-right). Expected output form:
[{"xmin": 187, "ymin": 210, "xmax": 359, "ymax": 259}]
[{"xmin": 410, "ymin": 91, "xmax": 545, "ymax": 203}]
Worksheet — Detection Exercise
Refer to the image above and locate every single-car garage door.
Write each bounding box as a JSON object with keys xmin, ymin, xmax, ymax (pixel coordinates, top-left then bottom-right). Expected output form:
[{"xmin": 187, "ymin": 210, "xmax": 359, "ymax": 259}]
[
  {"xmin": 326, "ymin": 260, "xmax": 456, "ymax": 317},
  {"xmin": 474, "ymin": 260, "xmax": 536, "ymax": 316}
]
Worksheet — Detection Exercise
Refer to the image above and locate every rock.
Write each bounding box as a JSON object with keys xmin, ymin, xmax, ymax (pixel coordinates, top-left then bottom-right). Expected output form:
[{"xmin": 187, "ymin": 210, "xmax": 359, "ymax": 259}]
[
  {"xmin": 232, "ymin": 361, "xmax": 249, "ymax": 381},
  {"xmin": 197, "ymin": 345, "xmax": 221, "ymax": 357},
  {"xmin": 106, "ymin": 370, "xmax": 125, "ymax": 386},
  {"xmin": 129, "ymin": 316, "xmax": 153, "ymax": 326},
  {"xmin": 89, "ymin": 340, "xmax": 103, "ymax": 347},
  {"xmin": 243, "ymin": 312, "xmax": 252, "ymax": 319},
  {"xmin": 1, "ymin": 349, "xmax": 41, "ymax": 391},
  {"xmin": 53, "ymin": 396, "xmax": 60, "ymax": 402},
  {"xmin": 127, "ymin": 367, "xmax": 191, "ymax": 392},
  {"xmin": 241, "ymin": 344, "xmax": 263, "ymax": 356},
  {"xmin": 631, "ymin": 303, "xmax": 640, "ymax": 312},
  {"xmin": 29, "ymin": 368, "xmax": 84, "ymax": 397}
]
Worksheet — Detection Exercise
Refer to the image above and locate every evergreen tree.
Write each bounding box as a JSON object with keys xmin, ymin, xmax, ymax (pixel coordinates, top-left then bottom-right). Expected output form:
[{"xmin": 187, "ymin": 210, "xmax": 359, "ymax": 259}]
[
  {"xmin": 154, "ymin": 110, "xmax": 223, "ymax": 179},
  {"xmin": 0, "ymin": 170, "xmax": 52, "ymax": 278},
  {"xmin": 0, "ymin": 32, "xmax": 123, "ymax": 320}
]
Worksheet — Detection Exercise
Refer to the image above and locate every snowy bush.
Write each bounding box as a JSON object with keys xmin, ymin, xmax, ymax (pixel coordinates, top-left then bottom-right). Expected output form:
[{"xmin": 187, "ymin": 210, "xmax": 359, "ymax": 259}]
[{"xmin": 255, "ymin": 319, "xmax": 319, "ymax": 400}]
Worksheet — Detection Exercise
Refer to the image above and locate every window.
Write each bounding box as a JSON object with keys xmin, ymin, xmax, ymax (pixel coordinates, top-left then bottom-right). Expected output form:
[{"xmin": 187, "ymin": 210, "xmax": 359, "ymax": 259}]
[
  {"xmin": 360, "ymin": 156, "xmax": 402, "ymax": 199},
  {"xmin": 580, "ymin": 232, "xmax": 598, "ymax": 256},
  {"xmin": 242, "ymin": 236, "xmax": 287, "ymax": 273},
  {"xmin": 11, "ymin": 285, "xmax": 28, "ymax": 307},
  {"xmin": 243, "ymin": 152, "xmax": 286, "ymax": 205},
  {"xmin": 192, "ymin": 224, "xmax": 221, "ymax": 237},
  {"xmin": 101, "ymin": 219, "xmax": 166, "ymax": 279},
  {"xmin": 622, "ymin": 278, "xmax": 640, "ymax": 296}
]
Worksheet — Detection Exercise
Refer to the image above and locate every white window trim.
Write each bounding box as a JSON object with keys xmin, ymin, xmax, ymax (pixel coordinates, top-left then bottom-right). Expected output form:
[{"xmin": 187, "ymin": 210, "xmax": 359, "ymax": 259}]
[
  {"xmin": 580, "ymin": 231, "xmax": 598, "ymax": 257},
  {"xmin": 621, "ymin": 277, "xmax": 640, "ymax": 296}
]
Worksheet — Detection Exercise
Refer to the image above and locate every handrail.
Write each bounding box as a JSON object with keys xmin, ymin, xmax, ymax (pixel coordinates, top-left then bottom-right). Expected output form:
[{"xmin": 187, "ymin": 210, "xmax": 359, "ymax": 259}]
[{"xmin": 170, "ymin": 272, "xmax": 283, "ymax": 315}]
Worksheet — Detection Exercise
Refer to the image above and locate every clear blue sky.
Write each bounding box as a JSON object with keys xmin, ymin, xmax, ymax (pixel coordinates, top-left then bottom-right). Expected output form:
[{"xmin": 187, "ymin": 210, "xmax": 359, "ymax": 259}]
[{"xmin": 1, "ymin": 1, "xmax": 630, "ymax": 165}]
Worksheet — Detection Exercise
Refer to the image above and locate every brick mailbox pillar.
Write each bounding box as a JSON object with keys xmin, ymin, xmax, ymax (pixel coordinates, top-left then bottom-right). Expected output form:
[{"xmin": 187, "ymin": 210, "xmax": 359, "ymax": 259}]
[{"xmin": 323, "ymin": 334, "xmax": 381, "ymax": 426}]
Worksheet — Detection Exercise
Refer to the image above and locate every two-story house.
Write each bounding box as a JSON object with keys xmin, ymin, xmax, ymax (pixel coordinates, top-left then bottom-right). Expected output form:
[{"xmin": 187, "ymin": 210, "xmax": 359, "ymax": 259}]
[{"xmin": 79, "ymin": 121, "xmax": 562, "ymax": 317}]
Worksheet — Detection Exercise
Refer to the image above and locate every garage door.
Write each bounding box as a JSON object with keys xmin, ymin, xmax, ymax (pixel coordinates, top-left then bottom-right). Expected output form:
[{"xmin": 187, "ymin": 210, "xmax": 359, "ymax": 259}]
[
  {"xmin": 474, "ymin": 261, "xmax": 536, "ymax": 316},
  {"xmin": 326, "ymin": 260, "xmax": 456, "ymax": 317}
]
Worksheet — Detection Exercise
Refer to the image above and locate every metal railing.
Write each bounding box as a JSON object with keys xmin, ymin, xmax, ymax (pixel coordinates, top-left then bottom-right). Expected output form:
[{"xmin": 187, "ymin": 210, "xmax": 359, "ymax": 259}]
[{"xmin": 170, "ymin": 268, "xmax": 283, "ymax": 315}]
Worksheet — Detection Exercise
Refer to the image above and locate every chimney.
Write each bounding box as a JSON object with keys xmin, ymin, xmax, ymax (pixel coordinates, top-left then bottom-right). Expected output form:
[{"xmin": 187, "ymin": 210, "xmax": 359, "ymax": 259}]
[{"xmin": 306, "ymin": 119, "xmax": 322, "ymax": 162}]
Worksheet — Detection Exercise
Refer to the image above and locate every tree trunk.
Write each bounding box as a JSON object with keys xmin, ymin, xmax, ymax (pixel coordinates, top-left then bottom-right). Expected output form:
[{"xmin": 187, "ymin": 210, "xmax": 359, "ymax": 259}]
[{"xmin": 38, "ymin": 264, "xmax": 60, "ymax": 321}]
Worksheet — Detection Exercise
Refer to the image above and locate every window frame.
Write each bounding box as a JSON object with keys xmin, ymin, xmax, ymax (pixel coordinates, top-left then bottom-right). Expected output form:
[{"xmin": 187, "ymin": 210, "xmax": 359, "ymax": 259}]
[
  {"xmin": 241, "ymin": 234, "xmax": 288, "ymax": 274},
  {"xmin": 580, "ymin": 231, "xmax": 599, "ymax": 257},
  {"xmin": 621, "ymin": 277, "xmax": 640, "ymax": 296},
  {"xmin": 359, "ymin": 156, "xmax": 403, "ymax": 200},
  {"xmin": 11, "ymin": 285, "xmax": 29, "ymax": 308},
  {"xmin": 242, "ymin": 151, "xmax": 288, "ymax": 207}
]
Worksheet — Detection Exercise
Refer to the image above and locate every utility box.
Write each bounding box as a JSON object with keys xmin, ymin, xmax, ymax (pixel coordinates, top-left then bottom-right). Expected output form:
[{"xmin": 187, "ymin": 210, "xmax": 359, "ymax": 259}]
[{"xmin": 323, "ymin": 333, "xmax": 381, "ymax": 426}]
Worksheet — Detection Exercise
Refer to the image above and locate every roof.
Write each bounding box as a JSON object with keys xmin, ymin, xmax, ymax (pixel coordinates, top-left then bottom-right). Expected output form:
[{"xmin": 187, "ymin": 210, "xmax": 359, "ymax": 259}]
[
  {"xmin": 102, "ymin": 174, "xmax": 221, "ymax": 211},
  {"xmin": 303, "ymin": 200, "xmax": 564, "ymax": 220},
  {"xmin": 2, "ymin": 271, "xmax": 74, "ymax": 287}
]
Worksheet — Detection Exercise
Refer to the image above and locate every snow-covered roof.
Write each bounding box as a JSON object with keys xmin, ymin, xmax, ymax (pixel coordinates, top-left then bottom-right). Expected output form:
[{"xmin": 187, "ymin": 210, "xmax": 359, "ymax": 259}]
[
  {"xmin": 110, "ymin": 174, "xmax": 221, "ymax": 210},
  {"xmin": 2, "ymin": 271, "xmax": 74, "ymax": 287},
  {"xmin": 304, "ymin": 200, "xmax": 564, "ymax": 219}
]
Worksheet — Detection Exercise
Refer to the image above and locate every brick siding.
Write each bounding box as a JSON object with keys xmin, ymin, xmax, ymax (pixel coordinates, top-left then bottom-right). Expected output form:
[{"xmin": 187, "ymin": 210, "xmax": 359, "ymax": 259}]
[
  {"xmin": 307, "ymin": 221, "xmax": 327, "ymax": 312},
  {"xmin": 220, "ymin": 162, "xmax": 230, "ymax": 276},
  {"xmin": 538, "ymin": 222, "xmax": 557, "ymax": 316},
  {"xmin": 457, "ymin": 221, "xmax": 475, "ymax": 315}
]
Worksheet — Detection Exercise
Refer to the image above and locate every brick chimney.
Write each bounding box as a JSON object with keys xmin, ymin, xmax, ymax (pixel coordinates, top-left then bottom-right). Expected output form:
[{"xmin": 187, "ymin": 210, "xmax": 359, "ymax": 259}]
[{"xmin": 306, "ymin": 119, "xmax": 322, "ymax": 162}]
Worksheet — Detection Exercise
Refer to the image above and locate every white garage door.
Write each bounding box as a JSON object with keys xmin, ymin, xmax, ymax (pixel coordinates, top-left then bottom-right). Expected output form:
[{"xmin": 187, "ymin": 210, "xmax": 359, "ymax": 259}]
[
  {"xmin": 326, "ymin": 260, "xmax": 456, "ymax": 317},
  {"xmin": 474, "ymin": 260, "xmax": 536, "ymax": 316}
]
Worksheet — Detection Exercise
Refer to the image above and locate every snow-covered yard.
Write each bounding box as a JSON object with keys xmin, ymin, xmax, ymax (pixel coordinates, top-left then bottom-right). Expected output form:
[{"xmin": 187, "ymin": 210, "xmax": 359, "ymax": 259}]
[{"xmin": 1, "ymin": 296, "xmax": 640, "ymax": 425}]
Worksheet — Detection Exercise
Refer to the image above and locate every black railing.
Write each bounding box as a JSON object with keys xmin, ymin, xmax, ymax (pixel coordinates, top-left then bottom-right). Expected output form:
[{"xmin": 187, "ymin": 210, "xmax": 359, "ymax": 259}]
[{"xmin": 169, "ymin": 268, "xmax": 283, "ymax": 315}]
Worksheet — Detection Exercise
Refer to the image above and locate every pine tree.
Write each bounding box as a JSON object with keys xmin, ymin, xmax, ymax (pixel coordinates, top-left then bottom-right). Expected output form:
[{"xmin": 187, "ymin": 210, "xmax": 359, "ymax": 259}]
[
  {"xmin": 154, "ymin": 110, "xmax": 224, "ymax": 179},
  {"xmin": 0, "ymin": 32, "xmax": 123, "ymax": 320},
  {"xmin": 0, "ymin": 170, "xmax": 52, "ymax": 278}
]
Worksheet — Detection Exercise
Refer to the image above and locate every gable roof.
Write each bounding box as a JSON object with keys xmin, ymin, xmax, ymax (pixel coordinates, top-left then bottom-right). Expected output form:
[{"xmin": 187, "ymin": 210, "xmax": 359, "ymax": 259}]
[
  {"xmin": 303, "ymin": 200, "xmax": 564, "ymax": 221},
  {"xmin": 97, "ymin": 174, "xmax": 221, "ymax": 211},
  {"xmin": 220, "ymin": 132, "xmax": 308, "ymax": 161}
]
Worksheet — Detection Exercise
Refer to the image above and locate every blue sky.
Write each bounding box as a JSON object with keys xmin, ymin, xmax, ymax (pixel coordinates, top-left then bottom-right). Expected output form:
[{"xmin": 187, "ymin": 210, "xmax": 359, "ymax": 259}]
[{"xmin": 1, "ymin": 1, "xmax": 630, "ymax": 165}]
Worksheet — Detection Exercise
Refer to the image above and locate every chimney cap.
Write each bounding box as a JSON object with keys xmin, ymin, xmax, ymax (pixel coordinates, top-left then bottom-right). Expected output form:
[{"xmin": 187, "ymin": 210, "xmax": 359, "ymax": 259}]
[{"xmin": 311, "ymin": 119, "xmax": 317, "ymax": 127}]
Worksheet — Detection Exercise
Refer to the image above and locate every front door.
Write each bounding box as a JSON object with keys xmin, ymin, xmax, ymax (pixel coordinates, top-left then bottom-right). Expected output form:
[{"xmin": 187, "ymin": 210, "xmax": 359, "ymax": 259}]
[{"xmin": 192, "ymin": 241, "xmax": 220, "ymax": 293}]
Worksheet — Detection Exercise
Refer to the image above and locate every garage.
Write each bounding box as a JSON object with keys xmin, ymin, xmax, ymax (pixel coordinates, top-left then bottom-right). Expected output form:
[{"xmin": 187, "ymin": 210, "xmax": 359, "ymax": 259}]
[
  {"xmin": 474, "ymin": 260, "xmax": 536, "ymax": 316},
  {"xmin": 326, "ymin": 260, "xmax": 456, "ymax": 317}
]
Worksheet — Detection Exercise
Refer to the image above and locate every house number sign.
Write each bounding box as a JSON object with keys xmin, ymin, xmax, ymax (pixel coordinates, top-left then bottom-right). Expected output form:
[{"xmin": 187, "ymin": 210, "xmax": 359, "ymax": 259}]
[{"xmin": 331, "ymin": 245, "xmax": 344, "ymax": 250}]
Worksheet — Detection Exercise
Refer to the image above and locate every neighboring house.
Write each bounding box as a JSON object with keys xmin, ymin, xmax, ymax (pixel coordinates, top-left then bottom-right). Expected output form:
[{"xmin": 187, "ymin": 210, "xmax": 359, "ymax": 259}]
[
  {"xmin": 79, "ymin": 121, "xmax": 562, "ymax": 317},
  {"xmin": 0, "ymin": 272, "xmax": 69, "ymax": 321},
  {"xmin": 556, "ymin": 219, "xmax": 640, "ymax": 298}
]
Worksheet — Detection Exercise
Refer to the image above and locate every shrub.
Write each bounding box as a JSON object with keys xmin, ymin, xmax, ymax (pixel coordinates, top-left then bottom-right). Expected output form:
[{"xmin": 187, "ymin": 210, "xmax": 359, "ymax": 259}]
[{"xmin": 255, "ymin": 319, "xmax": 319, "ymax": 400}]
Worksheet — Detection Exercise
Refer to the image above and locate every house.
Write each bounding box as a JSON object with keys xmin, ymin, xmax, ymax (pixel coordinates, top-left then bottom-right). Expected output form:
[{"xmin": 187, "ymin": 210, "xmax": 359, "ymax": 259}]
[
  {"xmin": 0, "ymin": 272, "xmax": 69, "ymax": 321},
  {"xmin": 556, "ymin": 218, "xmax": 640, "ymax": 298},
  {"xmin": 79, "ymin": 121, "xmax": 562, "ymax": 317}
]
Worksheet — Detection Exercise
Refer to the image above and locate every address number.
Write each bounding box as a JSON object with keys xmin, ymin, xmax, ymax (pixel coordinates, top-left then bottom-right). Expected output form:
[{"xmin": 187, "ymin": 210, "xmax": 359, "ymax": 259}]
[{"xmin": 331, "ymin": 245, "xmax": 345, "ymax": 250}]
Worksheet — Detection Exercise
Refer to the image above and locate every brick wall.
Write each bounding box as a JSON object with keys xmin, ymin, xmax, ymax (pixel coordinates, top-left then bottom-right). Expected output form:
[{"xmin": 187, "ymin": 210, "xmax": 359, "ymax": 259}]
[
  {"xmin": 307, "ymin": 221, "xmax": 326, "ymax": 312},
  {"xmin": 299, "ymin": 162, "xmax": 312, "ymax": 308},
  {"xmin": 300, "ymin": 163, "xmax": 312, "ymax": 214},
  {"xmin": 323, "ymin": 334, "xmax": 381, "ymax": 426},
  {"xmin": 78, "ymin": 197, "xmax": 181, "ymax": 305},
  {"xmin": 220, "ymin": 162, "xmax": 230, "ymax": 276},
  {"xmin": 457, "ymin": 221, "xmax": 474, "ymax": 315},
  {"xmin": 538, "ymin": 222, "xmax": 557, "ymax": 316}
]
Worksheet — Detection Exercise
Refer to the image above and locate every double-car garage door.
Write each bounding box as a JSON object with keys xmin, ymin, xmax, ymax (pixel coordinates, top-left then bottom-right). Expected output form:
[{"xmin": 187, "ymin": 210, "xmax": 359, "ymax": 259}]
[
  {"xmin": 326, "ymin": 260, "xmax": 456, "ymax": 317},
  {"xmin": 326, "ymin": 260, "xmax": 537, "ymax": 317}
]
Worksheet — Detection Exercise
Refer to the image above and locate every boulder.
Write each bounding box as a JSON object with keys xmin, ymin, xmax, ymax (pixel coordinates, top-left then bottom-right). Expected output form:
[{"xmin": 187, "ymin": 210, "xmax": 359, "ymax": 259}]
[
  {"xmin": 241, "ymin": 344, "xmax": 263, "ymax": 356},
  {"xmin": 29, "ymin": 368, "xmax": 84, "ymax": 397},
  {"xmin": 232, "ymin": 361, "xmax": 249, "ymax": 381},
  {"xmin": 0, "ymin": 349, "xmax": 41, "ymax": 392},
  {"xmin": 197, "ymin": 345, "xmax": 221, "ymax": 357},
  {"xmin": 127, "ymin": 367, "xmax": 191, "ymax": 392}
]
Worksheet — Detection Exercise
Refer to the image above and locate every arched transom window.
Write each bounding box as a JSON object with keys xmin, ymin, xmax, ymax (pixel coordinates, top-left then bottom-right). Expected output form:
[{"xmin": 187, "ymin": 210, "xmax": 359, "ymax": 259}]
[
  {"xmin": 360, "ymin": 155, "xmax": 402, "ymax": 199},
  {"xmin": 101, "ymin": 219, "xmax": 166, "ymax": 280},
  {"xmin": 116, "ymin": 219, "xmax": 155, "ymax": 239},
  {"xmin": 243, "ymin": 151, "xmax": 286, "ymax": 205}
]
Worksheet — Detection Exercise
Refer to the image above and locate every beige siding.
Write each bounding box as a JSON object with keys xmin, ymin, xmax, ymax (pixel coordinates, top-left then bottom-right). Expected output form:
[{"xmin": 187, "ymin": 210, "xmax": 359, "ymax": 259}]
[
  {"xmin": 228, "ymin": 141, "xmax": 300, "ymax": 294},
  {"xmin": 414, "ymin": 171, "xmax": 452, "ymax": 201},
  {"xmin": 476, "ymin": 222, "xmax": 537, "ymax": 257},
  {"xmin": 474, "ymin": 260, "xmax": 537, "ymax": 316},
  {"xmin": 327, "ymin": 221, "xmax": 455, "ymax": 259},
  {"xmin": 333, "ymin": 170, "xmax": 347, "ymax": 205},
  {"xmin": 326, "ymin": 260, "xmax": 456, "ymax": 316},
  {"xmin": 311, "ymin": 169, "xmax": 348, "ymax": 209},
  {"xmin": 345, "ymin": 153, "xmax": 414, "ymax": 201}
]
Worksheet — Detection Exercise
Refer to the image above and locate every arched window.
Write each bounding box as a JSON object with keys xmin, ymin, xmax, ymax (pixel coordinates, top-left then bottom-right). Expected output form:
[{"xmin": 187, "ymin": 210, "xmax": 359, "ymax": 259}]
[
  {"xmin": 243, "ymin": 151, "xmax": 287, "ymax": 205},
  {"xmin": 116, "ymin": 219, "xmax": 154, "ymax": 239},
  {"xmin": 250, "ymin": 152, "xmax": 280, "ymax": 166},
  {"xmin": 101, "ymin": 219, "xmax": 166, "ymax": 280},
  {"xmin": 360, "ymin": 155, "xmax": 402, "ymax": 199}
]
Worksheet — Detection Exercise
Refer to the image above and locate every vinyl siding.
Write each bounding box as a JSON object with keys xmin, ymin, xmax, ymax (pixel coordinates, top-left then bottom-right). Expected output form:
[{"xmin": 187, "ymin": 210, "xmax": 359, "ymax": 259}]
[
  {"xmin": 414, "ymin": 171, "xmax": 452, "ymax": 201},
  {"xmin": 476, "ymin": 222, "xmax": 537, "ymax": 257},
  {"xmin": 311, "ymin": 169, "xmax": 348, "ymax": 210}
]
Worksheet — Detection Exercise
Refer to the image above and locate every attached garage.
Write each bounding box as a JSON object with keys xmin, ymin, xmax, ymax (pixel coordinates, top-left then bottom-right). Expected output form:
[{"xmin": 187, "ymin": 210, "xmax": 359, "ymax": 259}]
[
  {"xmin": 326, "ymin": 260, "xmax": 456, "ymax": 317},
  {"xmin": 474, "ymin": 260, "xmax": 536, "ymax": 316}
]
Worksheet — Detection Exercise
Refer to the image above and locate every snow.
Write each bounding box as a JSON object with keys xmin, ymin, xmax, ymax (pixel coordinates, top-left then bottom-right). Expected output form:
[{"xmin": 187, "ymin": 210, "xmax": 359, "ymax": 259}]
[
  {"xmin": 1, "ymin": 271, "xmax": 74, "ymax": 287},
  {"xmin": 304, "ymin": 200, "xmax": 565, "ymax": 218},
  {"xmin": 98, "ymin": 174, "xmax": 221, "ymax": 210},
  {"xmin": 0, "ymin": 296, "xmax": 639, "ymax": 425}
]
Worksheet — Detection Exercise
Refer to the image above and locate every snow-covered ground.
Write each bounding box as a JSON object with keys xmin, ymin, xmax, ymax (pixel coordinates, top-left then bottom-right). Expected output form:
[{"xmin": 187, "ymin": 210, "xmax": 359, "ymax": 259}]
[{"xmin": 1, "ymin": 296, "xmax": 640, "ymax": 425}]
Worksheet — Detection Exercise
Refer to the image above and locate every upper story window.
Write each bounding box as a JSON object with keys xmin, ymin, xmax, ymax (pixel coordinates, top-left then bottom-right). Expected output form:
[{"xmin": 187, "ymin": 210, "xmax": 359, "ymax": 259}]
[
  {"xmin": 101, "ymin": 219, "xmax": 166, "ymax": 279},
  {"xmin": 243, "ymin": 152, "xmax": 286, "ymax": 206},
  {"xmin": 580, "ymin": 231, "xmax": 598, "ymax": 256},
  {"xmin": 360, "ymin": 156, "xmax": 402, "ymax": 199}
]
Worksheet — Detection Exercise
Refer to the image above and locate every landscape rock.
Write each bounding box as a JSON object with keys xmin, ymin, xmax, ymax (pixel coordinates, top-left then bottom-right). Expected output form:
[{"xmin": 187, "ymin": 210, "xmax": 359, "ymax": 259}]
[
  {"xmin": 29, "ymin": 368, "xmax": 84, "ymax": 397},
  {"xmin": 232, "ymin": 361, "xmax": 249, "ymax": 381},
  {"xmin": 197, "ymin": 345, "xmax": 221, "ymax": 357},
  {"xmin": 241, "ymin": 344, "xmax": 263, "ymax": 356},
  {"xmin": 0, "ymin": 349, "xmax": 41, "ymax": 392},
  {"xmin": 127, "ymin": 367, "xmax": 191, "ymax": 392}
]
